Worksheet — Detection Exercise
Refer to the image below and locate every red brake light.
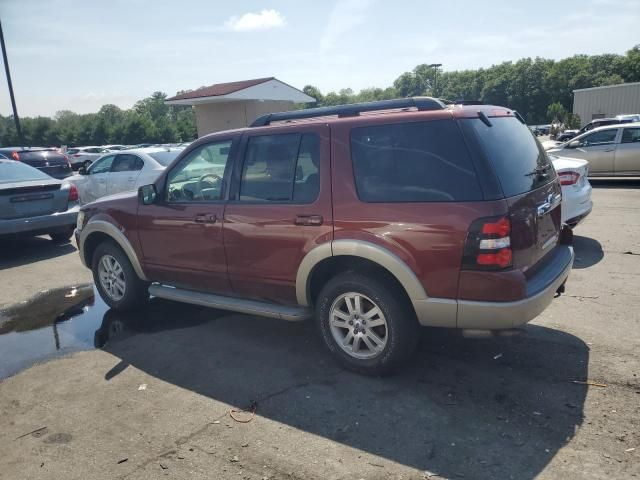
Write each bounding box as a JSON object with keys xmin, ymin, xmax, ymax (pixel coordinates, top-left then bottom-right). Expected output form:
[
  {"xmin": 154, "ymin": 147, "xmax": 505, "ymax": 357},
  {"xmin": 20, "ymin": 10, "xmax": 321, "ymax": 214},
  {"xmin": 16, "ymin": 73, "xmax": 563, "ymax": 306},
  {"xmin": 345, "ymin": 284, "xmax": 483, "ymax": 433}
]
[
  {"xmin": 558, "ymin": 171, "xmax": 580, "ymax": 186},
  {"xmin": 68, "ymin": 184, "xmax": 79, "ymax": 202},
  {"xmin": 481, "ymin": 217, "xmax": 510, "ymax": 237},
  {"xmin": 72, "ymin": 154, "xmax": 81, "ymax": 157},
  {"xmin": 463, "ymin": 215, "xmax": 513, "ymax": 270},
  {"xmin": 11, "ymin": 151, "xmax": 20, "ymax": 161}
]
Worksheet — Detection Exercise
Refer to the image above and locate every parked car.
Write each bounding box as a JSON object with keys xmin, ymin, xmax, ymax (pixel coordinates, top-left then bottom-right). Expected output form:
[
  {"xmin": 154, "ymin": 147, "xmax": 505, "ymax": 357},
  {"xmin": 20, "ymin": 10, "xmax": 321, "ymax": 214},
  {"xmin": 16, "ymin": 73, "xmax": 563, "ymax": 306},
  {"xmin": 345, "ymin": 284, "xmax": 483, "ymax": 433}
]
[
  {"xmin": 102, "ymin": 144, "xmax": 127, "ymax": 151},
  {"xmin": 555, "ymin": 129, "xmax": 579, "ymax": 142},
  {"xmin": 547, "ymin": 122, "xmax": 640, "ymax": 175},
  {"xmin": 66, "ymin": 146, "xmax": 112, "ymax": 170},
  {"xmin": 576, "ymin": 117, "xmax": 635, "ymax": 136},
  {"xmin": 1, "ymin": 159, "xmax": 79, "ymax": 242},
  {"xmin": 616, "ymin": 114, "xmax": 640, "ymax": 122},
  {"xmin": 0, "ymin": 147, "xmax": 72, "ymax": 179},
  {"xmin": 550, "ymin": 155, "xmax": 592, "ymax": 227},
  {"xmin": 75, "ymin": 98, "xmax": 574, "ymax": 375},
  {"xmin": 69, "ymin": 147, "xmax": 182, "ymax": 204}
]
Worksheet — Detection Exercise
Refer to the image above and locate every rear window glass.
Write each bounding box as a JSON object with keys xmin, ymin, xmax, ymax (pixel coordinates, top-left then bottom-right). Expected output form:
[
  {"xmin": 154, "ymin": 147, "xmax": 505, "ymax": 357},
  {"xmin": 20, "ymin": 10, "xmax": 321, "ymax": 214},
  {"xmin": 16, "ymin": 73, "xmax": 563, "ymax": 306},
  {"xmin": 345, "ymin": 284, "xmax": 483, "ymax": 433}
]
[
  {"xmin": 460, "ymin": 116, "xmax": 555, "ymax": 197},
  {"xmin": 148, "ymin": 150, "xmax": 181, "ymax": 166},
  {"xmin": 0, "ymin": 161, "xmax": 51, "ymax": 183},
  {"xmin": 350, "ymin": 120, "xmax": 482, "ymax": 202}
]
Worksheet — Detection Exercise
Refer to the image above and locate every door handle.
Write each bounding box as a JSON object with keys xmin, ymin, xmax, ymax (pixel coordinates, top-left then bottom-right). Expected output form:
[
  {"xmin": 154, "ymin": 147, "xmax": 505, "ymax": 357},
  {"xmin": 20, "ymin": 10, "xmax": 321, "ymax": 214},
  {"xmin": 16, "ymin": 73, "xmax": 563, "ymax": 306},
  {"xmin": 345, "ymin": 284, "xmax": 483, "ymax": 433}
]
[
  {"xmin": 295, "ymin": 215, "xmax": 323, "ymax": 226},
  {"xmin": 194, "ymin": 214, "xmax": 217, "ymax": 224},
  {"xmin": 604, "ymin": 149, "xmax": 615, "ymax": 152},
  {"xmin": 127, "ymin": 177, "xmax": 135, "ymax": 181}
]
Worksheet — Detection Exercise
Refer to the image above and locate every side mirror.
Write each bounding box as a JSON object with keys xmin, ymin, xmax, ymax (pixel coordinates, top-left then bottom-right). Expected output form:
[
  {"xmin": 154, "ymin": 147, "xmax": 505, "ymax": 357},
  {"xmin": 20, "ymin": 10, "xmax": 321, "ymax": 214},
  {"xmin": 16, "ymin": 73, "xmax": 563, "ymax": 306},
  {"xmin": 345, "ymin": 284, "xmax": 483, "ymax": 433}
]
[
  {"xmin": 138, "ymin": 184, "xmax": 158, "ymax": 205},
  {"xmin": 568, "ymin": 140, "xmax": 581, "ymax": 149},
  {"xmin": 78, "ymin": 167, "xmax": 88, "ymax": 175}
]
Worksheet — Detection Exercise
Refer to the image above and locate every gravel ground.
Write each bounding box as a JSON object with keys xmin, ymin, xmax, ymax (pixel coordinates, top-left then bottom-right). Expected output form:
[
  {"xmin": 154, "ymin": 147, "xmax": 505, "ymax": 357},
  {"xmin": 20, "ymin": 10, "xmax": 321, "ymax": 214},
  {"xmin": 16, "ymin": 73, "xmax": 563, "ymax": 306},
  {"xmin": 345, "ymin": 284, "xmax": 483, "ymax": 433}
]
[{"xmin": 0, "ymin": 180, "xmax": 638, "ymax": 480}]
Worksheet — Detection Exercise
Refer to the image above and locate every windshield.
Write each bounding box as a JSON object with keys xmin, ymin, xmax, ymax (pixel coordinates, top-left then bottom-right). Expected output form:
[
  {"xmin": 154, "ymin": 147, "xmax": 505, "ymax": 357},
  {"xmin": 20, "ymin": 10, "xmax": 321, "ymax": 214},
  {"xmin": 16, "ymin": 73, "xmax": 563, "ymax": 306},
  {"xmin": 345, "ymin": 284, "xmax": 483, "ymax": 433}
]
[
  {"xmin": 461, "ymin": 116, "xmax": 556, "ymax": 197},
  {"xmin": 148, "ymin": 150, "xmax": 181, "ymax": 166},
  {"xmin": 0, "ymin": 161, "xmax": 52, "ymax": 184}
]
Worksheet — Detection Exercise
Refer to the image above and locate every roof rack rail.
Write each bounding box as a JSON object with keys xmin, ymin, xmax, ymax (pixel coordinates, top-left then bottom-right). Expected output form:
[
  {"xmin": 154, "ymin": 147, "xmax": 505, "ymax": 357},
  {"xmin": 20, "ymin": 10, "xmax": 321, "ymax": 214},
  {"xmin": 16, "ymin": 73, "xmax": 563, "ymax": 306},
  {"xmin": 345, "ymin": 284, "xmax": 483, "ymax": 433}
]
[{"xmin": 250, "ymin": 97, "xmax": 446, "ymax": 127}]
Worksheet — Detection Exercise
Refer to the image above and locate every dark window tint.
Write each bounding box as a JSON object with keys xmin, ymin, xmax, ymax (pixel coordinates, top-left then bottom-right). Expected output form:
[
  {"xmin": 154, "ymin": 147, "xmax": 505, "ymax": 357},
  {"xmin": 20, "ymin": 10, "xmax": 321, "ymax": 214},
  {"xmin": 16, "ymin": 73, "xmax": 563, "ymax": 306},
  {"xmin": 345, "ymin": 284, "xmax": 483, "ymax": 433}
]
[
  {"xmin": 240, "ymin": 133, "xmax": 320, "ymax": 203},
  {"xmin": 350, "ymin": 120, "xmax": 482, "ymax": 202},
  {"xmin": 112, "ymin": 154, "xmax": 143, "ymax": 172},
  {"xmin": 580, "ymin": 129, "xmax": 618, "ymax": 146},
  {"xmin": 621, "ymin": 128, "xmax": 640, "ymax": 144},
  {"xmin": 461, "ymin": 117, "xmax": 555, "ymax": 197}
]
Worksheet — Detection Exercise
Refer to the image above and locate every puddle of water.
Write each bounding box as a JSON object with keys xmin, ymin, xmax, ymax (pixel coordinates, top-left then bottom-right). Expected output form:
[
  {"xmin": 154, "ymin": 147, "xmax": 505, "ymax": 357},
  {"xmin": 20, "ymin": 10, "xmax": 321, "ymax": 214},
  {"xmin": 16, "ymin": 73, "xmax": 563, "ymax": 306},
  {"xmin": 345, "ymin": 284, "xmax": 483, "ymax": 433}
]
[{"xmin": 0, "ymin": 285, "xmax": 218, "ymax": 380}]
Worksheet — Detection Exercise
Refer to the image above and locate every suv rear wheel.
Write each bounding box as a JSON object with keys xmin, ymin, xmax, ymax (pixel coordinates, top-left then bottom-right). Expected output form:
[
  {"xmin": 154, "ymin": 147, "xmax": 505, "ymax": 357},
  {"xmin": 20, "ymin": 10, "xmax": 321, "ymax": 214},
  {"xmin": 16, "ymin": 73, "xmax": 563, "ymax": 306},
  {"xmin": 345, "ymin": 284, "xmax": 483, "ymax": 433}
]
[
  {"xmin": 92, "ymin": 241, "xmax": 149, "ymax": 310},
  {"xmin": 315, "ymin": 272, "xmax": 419, "ymax": 376}
]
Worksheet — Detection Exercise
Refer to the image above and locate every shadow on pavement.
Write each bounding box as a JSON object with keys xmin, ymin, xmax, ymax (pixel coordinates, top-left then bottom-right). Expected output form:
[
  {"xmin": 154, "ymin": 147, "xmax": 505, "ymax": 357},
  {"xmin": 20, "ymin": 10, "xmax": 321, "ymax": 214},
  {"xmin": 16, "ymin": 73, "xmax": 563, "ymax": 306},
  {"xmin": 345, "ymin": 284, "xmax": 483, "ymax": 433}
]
[
  {"xmin": 0, "ymin": 284, "xmax": 590, "ymax": 479},
  {"xmin": 589, "ymin": 178, "xmax": 640, "ymax": 189},
  {"xmin": 92, "ymin": 300, "xmax": 589, "ymax": 480},
  {"xmin": 0, "ymin": 236, "xmax": 76, "ymax": 269},
  {"xmin": 572, "ymin": 235, "xmax": 604, "ymax": 269}
]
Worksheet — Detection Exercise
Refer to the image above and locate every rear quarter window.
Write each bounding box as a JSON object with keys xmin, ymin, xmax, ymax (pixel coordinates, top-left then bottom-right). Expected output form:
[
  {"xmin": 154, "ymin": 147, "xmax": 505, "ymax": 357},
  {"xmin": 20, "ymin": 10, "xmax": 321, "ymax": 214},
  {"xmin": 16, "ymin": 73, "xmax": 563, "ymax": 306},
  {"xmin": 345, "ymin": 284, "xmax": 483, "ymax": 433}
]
[
  {"xmin": 460, "ymin": 116, "xmax": 555, "ymax": 197},
  {"xmin": 350, "ymin": 120, "xmax": 483, "ymax": 202}
]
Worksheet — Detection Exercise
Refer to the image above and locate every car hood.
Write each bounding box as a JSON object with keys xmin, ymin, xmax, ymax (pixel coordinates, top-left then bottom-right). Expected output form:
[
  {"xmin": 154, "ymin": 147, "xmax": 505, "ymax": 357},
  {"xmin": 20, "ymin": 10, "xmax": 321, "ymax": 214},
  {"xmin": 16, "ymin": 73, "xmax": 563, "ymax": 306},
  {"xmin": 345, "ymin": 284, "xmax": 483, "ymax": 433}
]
[
  {"xmin": 543, "ymin": 140, "xmax": 562, "ymax": 151},
  {"xmin": 84, "ymin": 189, "xmax": 137, "ymax": 208},
  {"xmin": 551, "ymin": 155, "xmax": 588, "ymax": 172}
]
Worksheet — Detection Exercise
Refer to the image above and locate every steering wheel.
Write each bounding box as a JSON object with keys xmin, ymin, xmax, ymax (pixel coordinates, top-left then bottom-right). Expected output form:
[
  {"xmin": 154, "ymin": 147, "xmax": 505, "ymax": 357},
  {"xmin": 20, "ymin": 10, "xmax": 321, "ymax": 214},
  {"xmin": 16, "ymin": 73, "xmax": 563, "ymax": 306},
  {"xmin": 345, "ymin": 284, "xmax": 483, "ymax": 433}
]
[{"xmin": 199, "ymin": 173, "xmax": 222, "ymax": 190}]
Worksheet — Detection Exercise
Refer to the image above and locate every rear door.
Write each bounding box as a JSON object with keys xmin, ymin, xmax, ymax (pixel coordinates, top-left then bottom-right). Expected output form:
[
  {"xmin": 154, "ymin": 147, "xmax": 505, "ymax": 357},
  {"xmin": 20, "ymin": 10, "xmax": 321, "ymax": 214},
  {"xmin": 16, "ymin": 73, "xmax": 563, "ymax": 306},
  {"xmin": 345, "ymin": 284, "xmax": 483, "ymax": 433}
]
[
  {"xmin": 223, "ymin": 125, "xmax": 332, "ymax": 304},
  {"xmin": 614, "ymin": 127, "xmax": 640, "ymax": 174},
  {"xmin": 461, "ymin": 115, "xmax": 562, "ymax": 270},
  {"xmin": 568, "ymin": 128, "xmax": 619, "ymax": 174},
  {"xmin": 106, "ymin": 154, "xmax": 144, "ymax": 195},
  {"xmin": 82, "ymin": 154, "xmax": 115, "ymax": 203}
]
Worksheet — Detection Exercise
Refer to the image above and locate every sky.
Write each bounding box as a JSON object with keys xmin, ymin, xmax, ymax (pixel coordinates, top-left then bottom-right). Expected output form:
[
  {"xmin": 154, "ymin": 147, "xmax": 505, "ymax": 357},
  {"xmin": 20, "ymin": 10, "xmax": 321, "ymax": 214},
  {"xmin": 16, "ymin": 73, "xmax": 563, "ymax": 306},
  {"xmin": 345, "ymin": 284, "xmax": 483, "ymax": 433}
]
[{"xmin": 0, "ymin": 0, "xmax": 638, "ymax": 117}]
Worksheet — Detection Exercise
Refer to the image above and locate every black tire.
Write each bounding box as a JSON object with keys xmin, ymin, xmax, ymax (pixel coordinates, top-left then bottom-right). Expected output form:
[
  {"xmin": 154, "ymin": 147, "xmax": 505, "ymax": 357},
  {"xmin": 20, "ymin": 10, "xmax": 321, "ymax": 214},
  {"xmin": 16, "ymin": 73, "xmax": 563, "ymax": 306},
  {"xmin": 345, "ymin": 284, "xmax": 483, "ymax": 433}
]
[
  {"xmin": 49, "ymin": 228, "xmax": 74, "ymax": 244},
  {"xmin": 91, "ymin": 240, "xmax": 149, "ymax": 311},
  {"xmin": 315, "ymin": 271, "xmax": 419, "ymax": 376}
]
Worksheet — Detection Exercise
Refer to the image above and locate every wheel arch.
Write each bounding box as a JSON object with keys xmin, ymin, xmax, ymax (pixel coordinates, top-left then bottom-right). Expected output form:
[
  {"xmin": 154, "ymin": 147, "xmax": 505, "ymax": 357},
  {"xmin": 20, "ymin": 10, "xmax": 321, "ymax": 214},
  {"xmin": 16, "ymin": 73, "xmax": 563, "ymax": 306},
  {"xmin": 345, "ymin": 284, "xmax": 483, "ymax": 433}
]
[
  {"xmin": 296, "ymin": 239, "xmax": 428, "ymax": 308},
  {"xmin": 80, "ymin": 220, "xmax": 149, "ymax": 281}
]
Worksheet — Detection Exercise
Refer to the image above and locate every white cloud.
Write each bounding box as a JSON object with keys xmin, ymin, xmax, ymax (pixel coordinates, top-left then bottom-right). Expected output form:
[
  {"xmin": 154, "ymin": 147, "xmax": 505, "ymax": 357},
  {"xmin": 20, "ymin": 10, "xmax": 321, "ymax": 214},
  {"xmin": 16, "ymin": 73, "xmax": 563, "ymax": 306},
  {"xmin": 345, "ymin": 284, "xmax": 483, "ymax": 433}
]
[
  {"xmin": 320, "ymin": 0, "xmax": 373, "ymax": 54},
  {"xmin": 224, "ymin": 9, "xmax": 286, "ymax": 32}
]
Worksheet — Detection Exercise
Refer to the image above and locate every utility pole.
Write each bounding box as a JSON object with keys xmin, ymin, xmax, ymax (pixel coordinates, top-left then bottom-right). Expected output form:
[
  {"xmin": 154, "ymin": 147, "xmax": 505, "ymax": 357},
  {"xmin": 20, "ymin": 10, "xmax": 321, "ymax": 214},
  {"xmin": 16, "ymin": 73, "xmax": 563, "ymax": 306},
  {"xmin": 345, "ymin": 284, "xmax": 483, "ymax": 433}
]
[
  {"xmin": 0, "ymin": 19, "xmax": 23, "ymax": 144},
  {"xmin": 428, "ymin": 63, "xmax": 442, "ymax": 97}
]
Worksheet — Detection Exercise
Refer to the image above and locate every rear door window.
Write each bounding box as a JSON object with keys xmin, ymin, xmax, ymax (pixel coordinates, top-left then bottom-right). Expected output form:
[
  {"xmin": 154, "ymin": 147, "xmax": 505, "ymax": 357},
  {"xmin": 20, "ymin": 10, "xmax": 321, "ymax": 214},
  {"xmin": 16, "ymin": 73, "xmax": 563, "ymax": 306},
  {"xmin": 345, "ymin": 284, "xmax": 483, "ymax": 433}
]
[
  {"xmin": 350, "ymin": 120, "xmax": 482, "ymax": 202},
  {"xmin": 622, "ymin": 128, "xmax": 640, "ymax": 144},
  {"xmin": 460, "ymin": 116, "xmax": 555, "ymax": 197}
]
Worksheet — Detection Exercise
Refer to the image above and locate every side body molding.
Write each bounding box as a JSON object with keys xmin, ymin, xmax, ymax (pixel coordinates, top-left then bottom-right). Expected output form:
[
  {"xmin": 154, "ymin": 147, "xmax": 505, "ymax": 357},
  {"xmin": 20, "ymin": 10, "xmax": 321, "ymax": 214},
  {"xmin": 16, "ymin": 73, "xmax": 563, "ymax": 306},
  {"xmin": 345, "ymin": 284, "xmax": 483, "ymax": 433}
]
[
  {"xmin": 295, "ymin": 239, "xmax": 457, "ymax": 328},
  {"xmin": 79, "ymin": 220, "xmax": 149, "ymax": 281}
]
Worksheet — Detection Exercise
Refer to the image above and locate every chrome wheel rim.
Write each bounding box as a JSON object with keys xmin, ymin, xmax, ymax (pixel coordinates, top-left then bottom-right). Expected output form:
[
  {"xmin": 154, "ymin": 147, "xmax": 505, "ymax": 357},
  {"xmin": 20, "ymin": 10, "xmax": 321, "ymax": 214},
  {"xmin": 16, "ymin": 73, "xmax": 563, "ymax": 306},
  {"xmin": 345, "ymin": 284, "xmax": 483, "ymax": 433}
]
[
  {"xmin": 329, "ymin": 292, "xmax": 388, "ymax": 360},
  {"xmin": 98, "ymin": 254, "xmax": 126, "ymax": 301}
]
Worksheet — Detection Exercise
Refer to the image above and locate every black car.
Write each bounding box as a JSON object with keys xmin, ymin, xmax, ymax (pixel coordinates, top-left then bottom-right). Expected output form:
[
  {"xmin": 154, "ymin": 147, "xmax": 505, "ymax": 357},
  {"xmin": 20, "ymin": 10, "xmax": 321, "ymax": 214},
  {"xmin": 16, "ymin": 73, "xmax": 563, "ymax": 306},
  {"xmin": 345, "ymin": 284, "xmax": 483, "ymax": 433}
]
[{"xmin": 0, "ymin": 147, "xmax": 72, "ymax": 179}]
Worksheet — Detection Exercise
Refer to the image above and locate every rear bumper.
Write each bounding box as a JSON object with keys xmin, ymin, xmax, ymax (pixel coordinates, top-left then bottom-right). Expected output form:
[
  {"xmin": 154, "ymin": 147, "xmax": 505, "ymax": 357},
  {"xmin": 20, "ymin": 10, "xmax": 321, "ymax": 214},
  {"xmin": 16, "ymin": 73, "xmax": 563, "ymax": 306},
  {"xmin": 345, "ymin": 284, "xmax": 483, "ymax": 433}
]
[
  {"xmin": 456, "ymin": 244, "xmax": 574, "ymax": 329},
  {"xmin": 0, "ymin": 206, "xmax": 78, "ymax": 236}
]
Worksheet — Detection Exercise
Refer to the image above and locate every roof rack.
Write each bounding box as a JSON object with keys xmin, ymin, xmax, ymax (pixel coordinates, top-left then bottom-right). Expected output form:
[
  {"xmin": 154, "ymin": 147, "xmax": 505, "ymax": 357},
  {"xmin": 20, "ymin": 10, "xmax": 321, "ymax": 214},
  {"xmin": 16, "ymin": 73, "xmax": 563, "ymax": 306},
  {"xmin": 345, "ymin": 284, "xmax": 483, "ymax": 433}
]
[{"xmin": 250, "ymin": 97, "xmax": 446, "ymax": 127}]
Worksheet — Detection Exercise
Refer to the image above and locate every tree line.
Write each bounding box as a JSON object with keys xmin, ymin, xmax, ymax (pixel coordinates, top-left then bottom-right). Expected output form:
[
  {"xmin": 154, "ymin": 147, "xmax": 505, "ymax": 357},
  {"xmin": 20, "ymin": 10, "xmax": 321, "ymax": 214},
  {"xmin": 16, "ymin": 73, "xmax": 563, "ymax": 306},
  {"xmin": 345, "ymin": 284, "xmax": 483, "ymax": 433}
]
[
  {"xmin": 303, "ymin": 45, "xmax": 640, "ymax": 126},
  {"xmin": 0, "ymin": 91, "xmax": 197, "ymax": 147},
  {"xmin": 1, "ymin": 45, "xmax": 639, "ymax": 147}
]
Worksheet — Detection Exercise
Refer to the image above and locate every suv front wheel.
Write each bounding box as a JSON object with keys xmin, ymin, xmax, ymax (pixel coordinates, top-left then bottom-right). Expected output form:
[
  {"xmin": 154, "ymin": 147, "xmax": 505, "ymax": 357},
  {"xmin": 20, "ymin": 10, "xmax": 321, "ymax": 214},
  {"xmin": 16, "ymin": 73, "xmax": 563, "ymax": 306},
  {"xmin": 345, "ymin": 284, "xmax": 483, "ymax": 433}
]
[
  {"xmin": 92, "ymin": 241, "xmax": 149, "ymax": 310},
  {"xmin": 315, "ymin": 272, "xmax": 419, "ymax": 376}
]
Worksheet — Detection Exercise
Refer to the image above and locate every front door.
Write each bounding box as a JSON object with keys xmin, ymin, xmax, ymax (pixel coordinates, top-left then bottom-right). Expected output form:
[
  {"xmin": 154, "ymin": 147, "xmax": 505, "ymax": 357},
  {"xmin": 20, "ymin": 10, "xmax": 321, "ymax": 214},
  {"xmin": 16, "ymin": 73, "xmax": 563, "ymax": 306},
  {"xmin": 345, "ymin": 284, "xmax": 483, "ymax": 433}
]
[
  {"xmin": 107, "ymin": 153, "xmax": 144, "ymax": 195},
  {"xmin": 615, "ymin": 127, "xmax": 640, "ymax": 174},
  {"xmin": 223, "ymin": 125, "xmax": 333, "ymax": 305},
  {"xmin": 137, "ymin": 139, "xmax": 237, "ymax": 294},
  {"xmin": 82, "ymin": 154, "xmax": 115, "ymax": 203},
  {"xmin": 568, "ymin": 128, "xmax": 619, "ymax": 174}
]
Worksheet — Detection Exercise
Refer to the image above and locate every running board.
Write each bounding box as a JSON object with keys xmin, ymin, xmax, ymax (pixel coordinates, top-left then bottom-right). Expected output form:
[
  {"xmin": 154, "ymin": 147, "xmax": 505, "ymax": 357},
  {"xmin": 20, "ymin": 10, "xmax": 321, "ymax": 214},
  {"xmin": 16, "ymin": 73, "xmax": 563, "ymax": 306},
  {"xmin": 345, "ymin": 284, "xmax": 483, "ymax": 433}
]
[{"xmin": 148, "ymin": 284, "xmax": 311, "ymax": 322}]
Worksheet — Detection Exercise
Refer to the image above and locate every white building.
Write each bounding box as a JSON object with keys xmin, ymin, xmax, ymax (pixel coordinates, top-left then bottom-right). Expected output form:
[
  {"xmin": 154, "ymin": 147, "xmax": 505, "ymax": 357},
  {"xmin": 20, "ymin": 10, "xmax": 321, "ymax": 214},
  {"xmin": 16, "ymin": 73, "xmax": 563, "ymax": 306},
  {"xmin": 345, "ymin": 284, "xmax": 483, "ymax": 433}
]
[
  {"xmin": 165, "ymin": 77, "xmax": 315, "ymax": 137},
  {"xmin": 573, "ymin": 82, "xmax": 640, "ymax": 127}
]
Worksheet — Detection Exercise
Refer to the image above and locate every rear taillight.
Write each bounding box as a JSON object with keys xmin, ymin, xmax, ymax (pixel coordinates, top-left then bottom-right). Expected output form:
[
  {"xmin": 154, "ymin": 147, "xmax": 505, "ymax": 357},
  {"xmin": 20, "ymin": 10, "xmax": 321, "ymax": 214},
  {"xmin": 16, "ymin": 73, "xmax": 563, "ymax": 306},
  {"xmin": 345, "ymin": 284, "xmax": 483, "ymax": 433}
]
[
  {"xmin": 462, "ymin": 215, "xmax": 513, "ymax": 270},
  {"xmin": 558, "ymin": 171, "xmax": 580, "ymax": 186},
  {"xmin": 72, "ymin": 154, "xmax": 81, "ymax": 157},
  {"xmin": 11, "ymin": 151, "xmax": 20, "ymax": 161},
  {"xmin": 68, "ymin": 184, "xmax": 79, "ymax": 202}
]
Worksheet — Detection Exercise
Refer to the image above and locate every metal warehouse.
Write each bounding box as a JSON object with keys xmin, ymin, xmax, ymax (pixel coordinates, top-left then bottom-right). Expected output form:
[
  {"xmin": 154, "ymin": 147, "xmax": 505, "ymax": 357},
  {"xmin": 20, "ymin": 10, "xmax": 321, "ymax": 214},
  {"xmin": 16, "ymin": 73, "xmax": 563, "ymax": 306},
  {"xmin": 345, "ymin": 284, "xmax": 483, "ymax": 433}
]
[{"xmin": 573, "ymin": 81, "xmax": 640, "ymax": 126}]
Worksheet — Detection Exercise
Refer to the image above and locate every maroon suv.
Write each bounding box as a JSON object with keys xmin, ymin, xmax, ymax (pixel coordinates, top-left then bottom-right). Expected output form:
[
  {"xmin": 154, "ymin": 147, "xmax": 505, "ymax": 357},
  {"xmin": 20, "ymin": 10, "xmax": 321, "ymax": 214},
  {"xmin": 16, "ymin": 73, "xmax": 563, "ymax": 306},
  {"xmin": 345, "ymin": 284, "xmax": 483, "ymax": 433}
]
[{"xmin": 76, "ymin": 98, "xmax": 574, "ymax": 375}]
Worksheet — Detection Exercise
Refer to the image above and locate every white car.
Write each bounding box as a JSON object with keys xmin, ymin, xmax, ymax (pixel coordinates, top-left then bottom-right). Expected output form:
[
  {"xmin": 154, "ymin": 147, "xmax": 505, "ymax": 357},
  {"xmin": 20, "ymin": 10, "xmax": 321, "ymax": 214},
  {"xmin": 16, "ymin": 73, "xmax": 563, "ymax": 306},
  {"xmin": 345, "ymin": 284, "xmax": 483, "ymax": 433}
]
[
  {"xmin": 68, "ymin": 147, "xmax": 183, "ymax": 204},
  {"xmin": 67, "ymin": 146, "xmax": 112, "ymax": 170},
  {"xmin": 550, "ymin": 155, "xmax": 592, "ymax": 227}
]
